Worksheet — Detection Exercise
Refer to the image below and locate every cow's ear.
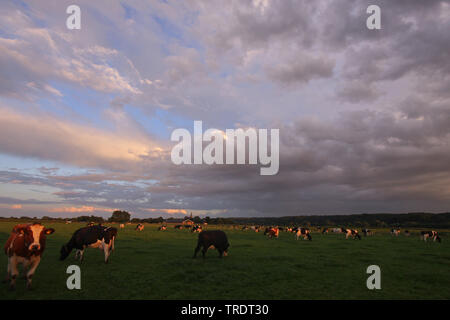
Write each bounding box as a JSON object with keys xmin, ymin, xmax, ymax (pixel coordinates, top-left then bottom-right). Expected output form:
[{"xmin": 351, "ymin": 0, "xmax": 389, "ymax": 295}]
[
  {"xmin": 44, "ymin": 228, "xmax": 55, "ymax": 235},
  {"xmin": 13, "ymin": 225, "xmax": 27, "ymax": 234}
]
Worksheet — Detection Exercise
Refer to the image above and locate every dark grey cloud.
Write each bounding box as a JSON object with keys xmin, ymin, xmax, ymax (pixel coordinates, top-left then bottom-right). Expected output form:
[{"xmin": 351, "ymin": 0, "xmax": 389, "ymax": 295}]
[{"xmin": 1, "ymin": 0, "xmax": 449, "ymax": 217}]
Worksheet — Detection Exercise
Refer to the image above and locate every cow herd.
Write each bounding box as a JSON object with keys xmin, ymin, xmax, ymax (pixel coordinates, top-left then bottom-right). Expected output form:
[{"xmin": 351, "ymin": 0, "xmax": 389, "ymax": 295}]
[{"xmin": 2, "ymin": 221, "xmax": 443, "ymax": 291}]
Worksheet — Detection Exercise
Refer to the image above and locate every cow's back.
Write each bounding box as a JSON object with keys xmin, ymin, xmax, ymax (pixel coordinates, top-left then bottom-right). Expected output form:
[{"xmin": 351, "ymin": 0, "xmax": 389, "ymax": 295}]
[{"xmin": 199, "ymin": 230, "xmax": 229, "ymax": 248}]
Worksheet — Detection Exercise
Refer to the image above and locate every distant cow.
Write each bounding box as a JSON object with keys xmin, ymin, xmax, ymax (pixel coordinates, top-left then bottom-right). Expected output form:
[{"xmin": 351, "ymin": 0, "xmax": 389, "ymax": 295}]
[
  {"xmin": 87, "ymin": 222, "xmax": 95, "ymax": 227},
  {"xmin": 4, "ymin": 223, "xmax": 55, "ymax": 290},
  {"xmin": 404, "ymin": 230, "xmax": 410, "ymax": 236},
  {"xmin": 119, "ymin": 224, "xmax": 125, "ymax": 229},
  {"xmin": 60, "ymin": 225, "xmax": 117, "ymax": 263},
  {"xmin": 391, "ymin": 228, "xmax": 401, "ymax": 236},
  {"xmin": 295, "ymin": 228, "xmax": 312, "ymax": 241},
  {"xmin": 158, "ymin": 226, "xmax": 167, "ymax": 231},
  {"xmin": 322, "ymin": 228, "xmax": 329, "ymax": 234},
  {"xmin": 193, "ymin": 230, "xmax": 229, "ymax": 258},
  {"xmin": 264, "ymin": 227, "xmax": 279, "ymax": 239},
  {"xmin": 192, "ymin": 225, "xmax": 202, "ymax": 233},
  {"xmin": 421, "ymin": 231, "xmax": 441, "ymax": 243},
  {"xmin": 342, "ymin": 228, "xmax": 361, "ymax": 240},
  {"xmin": 332, "ymin": 228, "xmax": 342, "ymax": 233},
  {"xmin": 362, "ymin": 228, "xmax": 373, "ymax": 236},
  {"xmin": 136, "ymin": 224, "xmax": 144, "ymax": 231},
  {"xmin": 174, "ymin": 225, "xmax": 183, "ymax": 230}
]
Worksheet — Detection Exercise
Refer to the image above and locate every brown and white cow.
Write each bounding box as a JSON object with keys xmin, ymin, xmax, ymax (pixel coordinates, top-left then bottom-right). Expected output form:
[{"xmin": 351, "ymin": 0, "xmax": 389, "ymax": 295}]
[
  {"xmin": 136, "ymin": 223, "xmax": 144, "ymax": 231},
  {"xmin": 3, "ymin": 223, "xmax": 55, "ymax": 290},
  {"xmin": 264, "ymin": 227, "xmax": 279, "ymax": 239},
  {"xmin": 391, "ymin": 228, "xmax": 401, "ymax": 236},
  {"xmin": 119, "ymin": 224, "xmax": 125, "ymax": 229},
  {"xmin": 158, "ymin": 225, "xmax": 167, "ymax": 231}
]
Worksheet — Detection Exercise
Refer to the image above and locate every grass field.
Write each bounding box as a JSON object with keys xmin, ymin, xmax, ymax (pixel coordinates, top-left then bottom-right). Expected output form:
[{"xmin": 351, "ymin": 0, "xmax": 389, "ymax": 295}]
[{"xmin": 0, "ymin": 222, "xmax": 449, "ymax": 300}]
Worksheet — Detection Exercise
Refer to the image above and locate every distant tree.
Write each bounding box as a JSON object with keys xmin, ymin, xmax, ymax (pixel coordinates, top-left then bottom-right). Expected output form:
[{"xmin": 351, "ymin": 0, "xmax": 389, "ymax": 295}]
[
  {"xmin": 193, "ymin": 216, "xmax": 201, "ymax": 223},
  {"xmin": 109, "ymin": 210, "xmax": 131, "ymax": 223}
]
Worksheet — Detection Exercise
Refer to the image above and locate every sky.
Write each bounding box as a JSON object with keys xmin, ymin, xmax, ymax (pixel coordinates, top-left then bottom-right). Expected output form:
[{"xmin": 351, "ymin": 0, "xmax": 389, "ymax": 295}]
[{"xmin": 0, "ymin": 0, "xmax": 449, "ymax": 219}]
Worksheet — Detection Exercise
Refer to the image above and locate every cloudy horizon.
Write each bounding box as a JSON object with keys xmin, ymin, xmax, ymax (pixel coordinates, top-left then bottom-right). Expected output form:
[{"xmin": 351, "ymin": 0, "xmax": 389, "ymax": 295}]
[{"xmin": 1, "ymin": 0, "xmax": 450, "ymax": 219}]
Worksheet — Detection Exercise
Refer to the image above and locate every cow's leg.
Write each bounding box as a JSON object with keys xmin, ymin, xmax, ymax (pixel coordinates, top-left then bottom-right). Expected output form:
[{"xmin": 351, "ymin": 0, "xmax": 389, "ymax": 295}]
[
  {"xmin": 8, "ymin": 256, "xmax": 19, "ymax": 291},
  {"xmin": 201, "ymin": 246, "xmax": 208, "ymax": 258},
  {"xmin": 79, "ymin": 248, "xmax": 85, "ymax": 262},
  {"xmin": 26, "ymin": 256, "xmax": 40, "ymax": 290},
  {"xmin": 193, "ymin": 241, "xmax": 202, "ymax": 258},
  {"xmin": 22, "ymin": 259, "xmax": 31, "ymax": 279},
  {"xmin": 103, "ymin": 241, "xmax": 111, "ymax": 263},
  {"xmin": 3, "ymin": 258, "xmax": 11, "ymax": 283}
]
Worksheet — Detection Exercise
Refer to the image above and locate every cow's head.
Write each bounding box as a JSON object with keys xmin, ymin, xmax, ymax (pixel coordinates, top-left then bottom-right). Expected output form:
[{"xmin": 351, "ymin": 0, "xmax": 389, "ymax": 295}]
[
  {"xmin": 15, "ymin": 223, "xmax": 55, "ymax": 252},
  {"xmin": 60, "ymin": 244, "xmax": 71, "ymax": 260}
]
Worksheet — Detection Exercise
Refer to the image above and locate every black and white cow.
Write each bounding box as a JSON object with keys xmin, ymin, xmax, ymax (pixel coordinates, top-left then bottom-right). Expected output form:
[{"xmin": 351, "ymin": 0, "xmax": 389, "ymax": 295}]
[
  {"xmin": 192, "ymin": 225, "xmax": 202, "ymax": 233},
  {"xmin": 342, "ymin": 228, "xmax": 361, "ymax": 240},
  {"xmin": 60, "ymin": 225, "xmax": 117, "ymax": 263},
  {"xmin": 362, "ymin": 228, "xmax": 372, "ymax": 236},
  {"xmin": 421, "ymin": 231, "xmax": 441, "ymax": 243},
  {"xmin": 391, "ymin": 228, "xmax": 401, "ymax": 236},
  {"xmin": 295, "ymin": 228, "xmax": 312, "ymax": 240}
]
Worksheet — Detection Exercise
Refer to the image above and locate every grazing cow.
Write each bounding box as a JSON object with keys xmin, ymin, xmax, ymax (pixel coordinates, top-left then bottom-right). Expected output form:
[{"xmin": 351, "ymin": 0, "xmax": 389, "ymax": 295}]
[
  {"xmin": 136, "ymin": 224, "xmax": 144, "ymax": 231},
  {"xmin": 158, "ymin": 226, "xmax": 167, "ymax": 231},
  {"xmin": 391, "ymin": 228, "xmax": 401, "ymax": 236},
  {"xmin": 193, "ymin": 230, "xmax": 229, "ymax": 258},
  {"xmin": 174, "ymin": 225, "xmax": 183, "ymax": 230},
  {"xmin": 332, "ymin": 228, "xmax": 342, "ymax": 233},
  {"xmin": 192, "ymin": 225, "xmax": 202, "ymax": 233},
  {"xmin": 60, "ymin": 225, "xmax": 117, "ymax": 263},
  {"xmin": 322, "ymin": 228, "xmax": 329, "ymax": 235},
  {"xmin": 295, "ymin": 228, "xmax": 312, "ymax": 240},
  {"xmin": 342, "ymin": 228, "xmax": 361, "ymax": 240},
  {"xmin": 421, "ymin": 231, "xmax": 441, "ymax": 243},
  {"xmin": 242, "ymin": 226, "xmax": 249, "ymax": 231},
  {"xmin": 362, "ymin": 228, "xmax": 373, "ymax": 236},
  {"xmin": 119, "ymin": 224, "xmax": 125, "ymax": 229},
  {"xmin": 4, "ymin": 223, "xmax": 55, "ymax": 290},
  {"xmin": 264, "ymin": 227, "xmax": 279, "ymax": 239}
]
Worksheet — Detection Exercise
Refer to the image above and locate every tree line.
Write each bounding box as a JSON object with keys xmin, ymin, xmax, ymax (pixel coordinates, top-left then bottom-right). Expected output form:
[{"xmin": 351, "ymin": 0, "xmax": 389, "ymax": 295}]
[{"xmin": 1, "ymin": 211, "xmax": 449, "ymax": 228}]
